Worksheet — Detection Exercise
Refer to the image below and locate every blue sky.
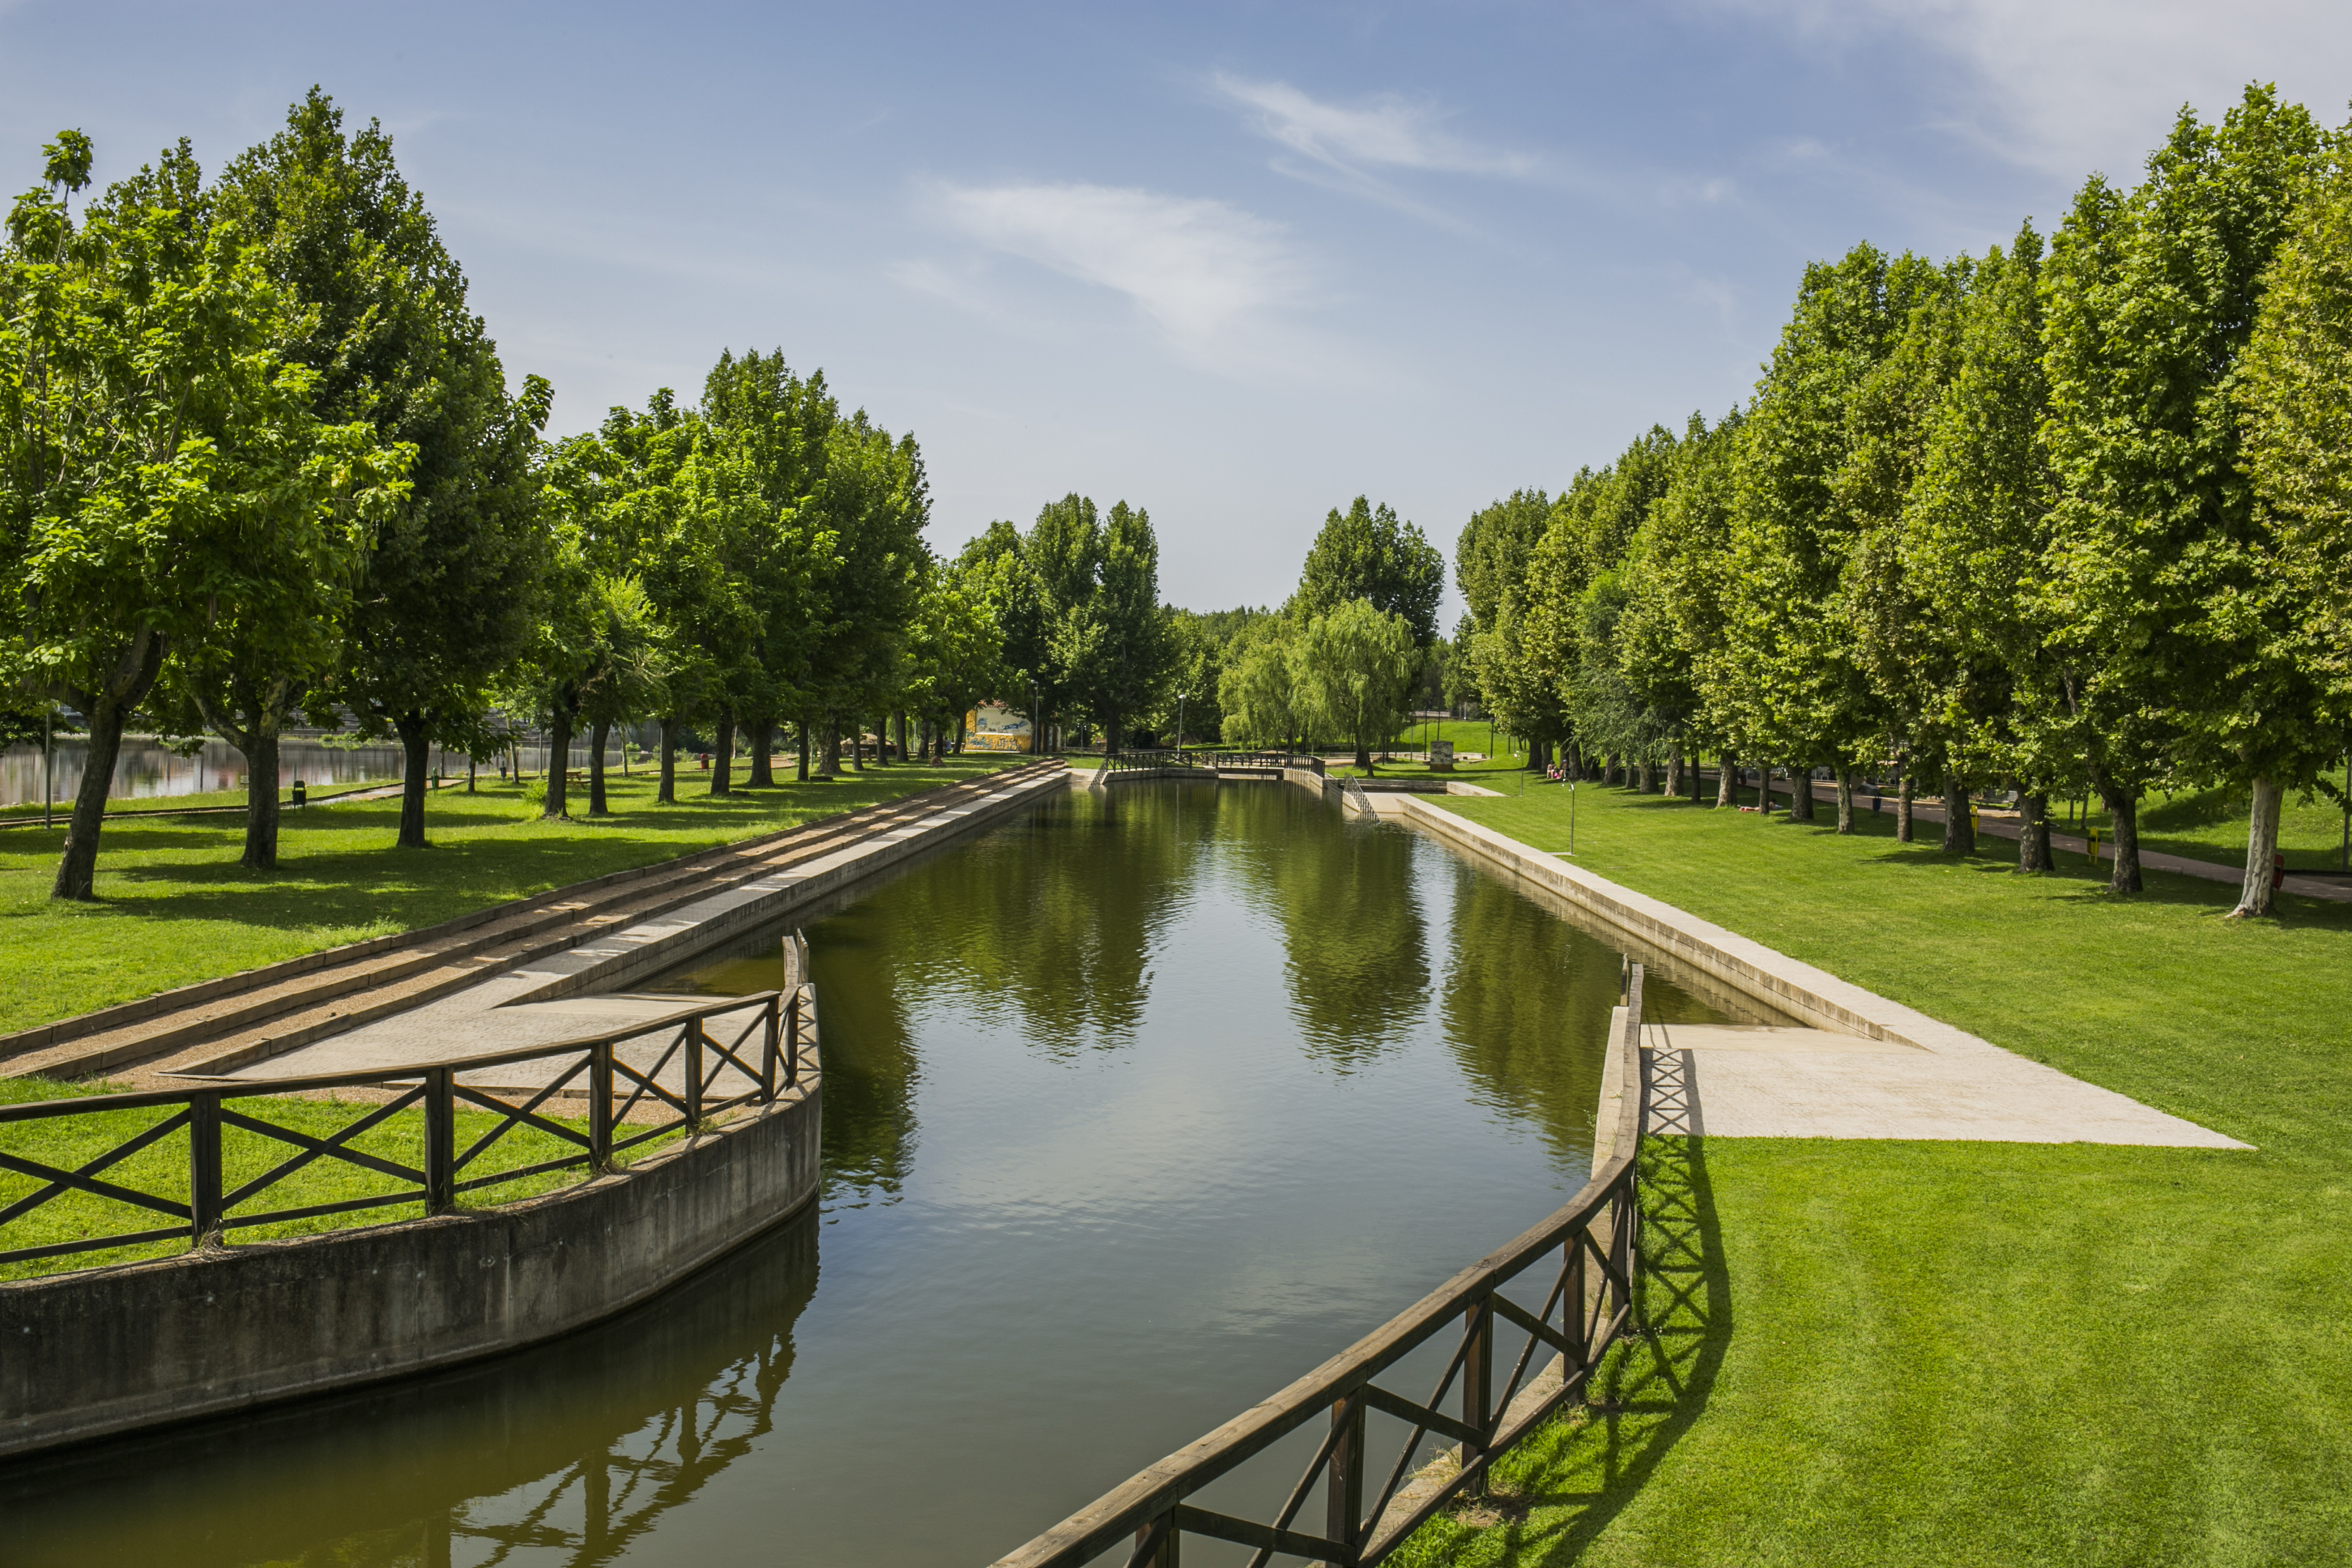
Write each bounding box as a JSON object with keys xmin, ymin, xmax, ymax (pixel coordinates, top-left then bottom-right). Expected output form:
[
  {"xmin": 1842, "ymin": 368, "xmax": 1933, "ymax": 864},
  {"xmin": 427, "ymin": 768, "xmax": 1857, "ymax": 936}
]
[{"xmin": 7, "ymin": 2, "xmax": 2351, "ymax": 618}]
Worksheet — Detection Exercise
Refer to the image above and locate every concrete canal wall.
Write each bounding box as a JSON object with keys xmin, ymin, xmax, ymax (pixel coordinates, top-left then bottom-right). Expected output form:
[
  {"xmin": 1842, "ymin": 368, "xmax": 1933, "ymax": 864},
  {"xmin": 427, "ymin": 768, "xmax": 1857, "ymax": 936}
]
[{"xmin": 0, "ymin": 1074, "xmax": 820, "ymax": 1459}]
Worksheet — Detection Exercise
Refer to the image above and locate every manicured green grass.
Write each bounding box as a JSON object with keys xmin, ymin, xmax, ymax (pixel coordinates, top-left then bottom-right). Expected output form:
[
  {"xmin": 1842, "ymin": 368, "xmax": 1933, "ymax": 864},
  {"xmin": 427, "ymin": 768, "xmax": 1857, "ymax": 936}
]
[
  {"xmin": 0, "ymin": 1071, "xmax": 669, "ymax": 1282},
  {"xmin": 0, "ymin": 759, "xmax": 1015, "ymax": 1036},
  {"xmin": 1396, "ymin": 782, "xmax": 2352, "ymax": 1566},
  {"xmin": 2050, "ymin": 780, "xmax": 2352, "ymax": 875}
]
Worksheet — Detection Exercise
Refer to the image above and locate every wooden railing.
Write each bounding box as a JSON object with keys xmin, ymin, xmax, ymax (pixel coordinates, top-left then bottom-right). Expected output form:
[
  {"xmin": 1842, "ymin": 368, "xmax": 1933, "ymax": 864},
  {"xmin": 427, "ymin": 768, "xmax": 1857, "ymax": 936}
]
[
  {"xmin": 992, "ymin": 964, "xmax": 1651, "ymax": 1568},
  {"xmin": 0, "ymin": 959, "xmax": 815, "ymax": 1271}
]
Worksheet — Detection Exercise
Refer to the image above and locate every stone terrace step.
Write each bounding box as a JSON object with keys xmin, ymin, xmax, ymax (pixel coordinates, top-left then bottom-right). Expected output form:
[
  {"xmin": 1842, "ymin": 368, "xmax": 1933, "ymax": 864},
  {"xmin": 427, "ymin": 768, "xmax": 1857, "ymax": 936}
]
[{"xmin": 2, "ymin": 762, "xmax": 1055, "ymax": 1085}]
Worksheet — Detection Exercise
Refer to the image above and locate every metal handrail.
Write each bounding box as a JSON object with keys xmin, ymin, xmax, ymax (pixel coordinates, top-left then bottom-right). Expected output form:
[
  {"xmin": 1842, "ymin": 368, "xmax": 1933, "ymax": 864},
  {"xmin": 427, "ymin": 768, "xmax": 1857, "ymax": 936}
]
[
  {"xmin": 992, "ymin": 965, "xmax": 1650, "ymax": 1568},
  {"xmin": 0, "ymin": 962, "xmax": 816, "ymax": 1270}
]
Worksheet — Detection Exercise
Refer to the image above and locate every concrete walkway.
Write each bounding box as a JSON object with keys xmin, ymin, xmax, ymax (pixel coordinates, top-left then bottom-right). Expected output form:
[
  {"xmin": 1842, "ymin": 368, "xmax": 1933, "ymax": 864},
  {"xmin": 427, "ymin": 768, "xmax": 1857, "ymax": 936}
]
[
  {"xmin": 1381, "ymin": 794, "xmax": 2250, "ymax": 1151},
  {"xmin": 210, "ymin": 766, "xmax": 1069, "ymax": 1086}
]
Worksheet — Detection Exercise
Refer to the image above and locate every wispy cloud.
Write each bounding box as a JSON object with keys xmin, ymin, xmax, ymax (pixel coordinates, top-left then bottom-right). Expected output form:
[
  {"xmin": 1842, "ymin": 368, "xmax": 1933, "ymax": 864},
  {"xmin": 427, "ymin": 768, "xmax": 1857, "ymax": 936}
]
[
  {"xmin": 1713, "ymin": 0, "xmax": 2352, "ymax": 178},
  {"xmin": 1210, "ymin": 73, "xmax": 1538, "ymax": 182},
  {"xmin": 916, "ymin": 179, "xmax": 1322, "ymax": 372}
]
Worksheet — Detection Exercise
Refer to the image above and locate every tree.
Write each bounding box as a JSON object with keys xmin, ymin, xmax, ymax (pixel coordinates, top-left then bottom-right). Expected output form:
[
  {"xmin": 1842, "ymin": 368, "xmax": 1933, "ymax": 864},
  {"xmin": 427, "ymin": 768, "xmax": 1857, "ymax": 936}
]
[
  {"xmin": 1719, "ymin": 243, "xmax": 1934, "ymax": 825},
  {"xmin": 2233, "ymin": 152, "xmax": 2352, "ymax": 914},
  {"xmin": 1297, "ymin": 600, "xmax": 1419, "ymax": 770},
  {"xmin": 2040, "ymin": 86, "xmax": 2322, "ymax": 895},
  {"xmin": 1, "ymin": 131, "xmax": 404, "ymax": 898},
  {"xmin": 1057, "ymin": 500, "xmax": 1173, "ymax": 750},
  {"xmin": 1220, "ymin": 617, "xmax": 1306, "ymax": 752},
  {"xmin": 1902, "ymin": 225, "xmax": 2064, "ymax": 865},
  {"xmin": 1296, "ymin": 496, "xmax": 1444, "ymax": 645},
  {"xmin": 218, "ymin": 90, "xmax": 548, "ymax": 851}
]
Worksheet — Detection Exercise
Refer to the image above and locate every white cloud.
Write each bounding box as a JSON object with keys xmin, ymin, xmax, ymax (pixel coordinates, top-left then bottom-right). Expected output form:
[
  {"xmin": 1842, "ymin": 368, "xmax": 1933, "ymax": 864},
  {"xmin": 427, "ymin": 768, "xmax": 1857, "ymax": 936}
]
[
  {"xmin": 1718, "ymin": 0, "xmax": 2352, "ymax": 178},
  {"xmin": 920, "ymin": 180, "xmax": 1319, "ymax": 371},
  {"xmin": 1210, "ymin": 72, "xmax": 1537, "ymax": 182}
]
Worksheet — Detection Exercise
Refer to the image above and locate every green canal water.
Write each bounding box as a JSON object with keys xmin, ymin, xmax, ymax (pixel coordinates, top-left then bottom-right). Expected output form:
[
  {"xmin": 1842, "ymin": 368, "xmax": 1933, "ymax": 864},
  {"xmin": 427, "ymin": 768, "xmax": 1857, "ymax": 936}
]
[{"xmin": 1, "ymin": 780, "xmax": 1738, "ymax": 1566}]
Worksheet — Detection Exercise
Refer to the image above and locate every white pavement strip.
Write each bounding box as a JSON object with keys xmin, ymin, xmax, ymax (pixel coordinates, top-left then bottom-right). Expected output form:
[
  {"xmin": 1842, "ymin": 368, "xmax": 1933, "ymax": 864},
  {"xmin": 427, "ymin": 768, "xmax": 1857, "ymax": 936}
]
[{"xmin": 1639, "ymin": 1022, "xmax": 2247, "ymax": 1148}]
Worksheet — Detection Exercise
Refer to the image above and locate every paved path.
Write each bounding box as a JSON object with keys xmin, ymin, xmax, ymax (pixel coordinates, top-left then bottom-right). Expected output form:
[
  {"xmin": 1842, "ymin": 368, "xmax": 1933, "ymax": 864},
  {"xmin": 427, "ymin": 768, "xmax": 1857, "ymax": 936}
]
[
  {"xmin": 1387, "ymin": 796, "xmax": 2250, "ymax": 1151},
  {"xmin": 1638, "ymin": 1020, "xmax": 2245, "ymax": 1146},
  {"xmin": 1718, "ymin": 771, "xmax": 2352, "ymax": 904},
  {"xmin": 220, "ymin": 766, "xmax": 1067, "ymax": 1085}
]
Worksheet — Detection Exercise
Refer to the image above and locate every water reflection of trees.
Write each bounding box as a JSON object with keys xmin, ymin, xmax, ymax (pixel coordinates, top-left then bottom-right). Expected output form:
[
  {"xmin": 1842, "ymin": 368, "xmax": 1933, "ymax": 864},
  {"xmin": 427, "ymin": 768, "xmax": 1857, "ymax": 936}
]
[
  {"xmin": 1439, "ymin": 861, "xmax": 1725, "ymax": 1168},
  {"xmin": 1219, "ymin": 786, "xmax": 1431, "ymax": 1069},
  {"xmin": 0, "ymin": 1209, "xmax": 821, "ymax": 1568}
]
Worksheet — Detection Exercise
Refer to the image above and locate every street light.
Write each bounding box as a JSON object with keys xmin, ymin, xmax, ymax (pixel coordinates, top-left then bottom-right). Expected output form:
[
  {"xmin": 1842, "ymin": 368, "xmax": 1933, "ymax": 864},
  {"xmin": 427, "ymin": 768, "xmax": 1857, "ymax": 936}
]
[{"xmin": 1176, "ymin": 690, "xmax": 1187, "ymax": 758}]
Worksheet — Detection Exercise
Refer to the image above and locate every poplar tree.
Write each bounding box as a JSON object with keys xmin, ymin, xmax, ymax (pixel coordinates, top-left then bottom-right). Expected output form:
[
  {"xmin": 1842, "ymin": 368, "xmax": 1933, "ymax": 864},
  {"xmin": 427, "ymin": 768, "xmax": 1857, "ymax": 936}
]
[
  {"xmin": 1295, "ymin": 497, "xmax": 1445, "ymax": 646},
  {"xmin": 2040, "ymin": 86, "xmax": 2322, "ymax": 893},
  {"xmin": 2233, "ymin": 154, "xmax": 2352, "ymax": 913}
]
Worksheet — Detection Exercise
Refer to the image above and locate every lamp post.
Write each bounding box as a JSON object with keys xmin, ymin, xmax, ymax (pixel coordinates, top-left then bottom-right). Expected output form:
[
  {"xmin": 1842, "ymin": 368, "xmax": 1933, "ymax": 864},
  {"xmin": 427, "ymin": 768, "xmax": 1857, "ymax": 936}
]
[
  {"xmin": 1176, "ymin": 691, "xmax": 1187, "ymax": 758},
  {"xmin": 43, "ymin": 705, "xmax": 54, "ymax": 830}
]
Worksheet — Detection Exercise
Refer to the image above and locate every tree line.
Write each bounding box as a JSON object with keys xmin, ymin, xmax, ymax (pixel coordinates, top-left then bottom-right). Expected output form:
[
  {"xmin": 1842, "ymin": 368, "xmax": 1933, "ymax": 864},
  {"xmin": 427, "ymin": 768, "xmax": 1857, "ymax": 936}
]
[
  {"xmin": 0, "ymin": 92, "xmax": 1172, "ymax": 900},
  {"xmin": 1455, "ymin": 83, "xmax": 2352, "ymax": 918}
]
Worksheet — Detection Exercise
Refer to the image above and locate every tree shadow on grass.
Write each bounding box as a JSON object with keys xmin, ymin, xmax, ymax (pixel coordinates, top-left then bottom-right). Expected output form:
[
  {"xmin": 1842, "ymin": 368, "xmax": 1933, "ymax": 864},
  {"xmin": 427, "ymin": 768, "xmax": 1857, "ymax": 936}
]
[{"xmin": 1409, "ymin": 1131, "xmax": 1729, "ymax": 1566}]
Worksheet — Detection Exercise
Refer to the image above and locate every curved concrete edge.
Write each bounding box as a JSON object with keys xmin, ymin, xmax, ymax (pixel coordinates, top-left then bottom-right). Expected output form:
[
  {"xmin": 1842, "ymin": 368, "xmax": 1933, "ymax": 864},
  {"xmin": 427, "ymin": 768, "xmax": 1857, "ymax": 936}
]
[
  {"xmin": 0, "ymin": 1067, "xmax": 821, "ymax": 1460},
  {"xmin": 1390, "ymin": 795, "xmax": 2250, "ymax": 1151}
]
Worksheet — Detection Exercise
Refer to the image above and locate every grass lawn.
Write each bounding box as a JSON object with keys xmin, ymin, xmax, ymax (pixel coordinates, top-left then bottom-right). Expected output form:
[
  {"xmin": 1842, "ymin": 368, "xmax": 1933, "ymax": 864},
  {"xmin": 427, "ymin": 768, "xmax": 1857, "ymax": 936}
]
[
  {"xmin": 2048, "ymin": 780, "xmax": 2351, "ymax": 875},
  {"xmin": 1391, "ymin": 780, "xmax": 2352, "ymax": 1567},
  {"xmin": 0, "ymin": 758, "xmax": 1016, "ymax": 1038}
]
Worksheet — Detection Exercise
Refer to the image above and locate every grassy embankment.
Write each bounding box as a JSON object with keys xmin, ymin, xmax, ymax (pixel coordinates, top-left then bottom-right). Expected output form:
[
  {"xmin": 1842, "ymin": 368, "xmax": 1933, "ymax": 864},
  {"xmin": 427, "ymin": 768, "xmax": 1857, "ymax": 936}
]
[
  {"xmin": 1389, "ymin": 779, "xmax": 2351, "ymax": 1567},
  {"xmin": 0, "ymin": 759, "xmax": 1013, "ymax": 1280}
]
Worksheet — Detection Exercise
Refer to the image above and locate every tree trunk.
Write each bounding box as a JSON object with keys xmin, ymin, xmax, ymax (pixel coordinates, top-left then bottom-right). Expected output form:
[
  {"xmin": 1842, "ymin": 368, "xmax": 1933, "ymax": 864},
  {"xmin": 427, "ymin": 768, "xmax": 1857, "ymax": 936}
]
[
  {"xmin": 589, "ymin": 719, "xmax": 612, "ymax": 815},
  {"xmin": 1940, "ymin": 772, "xmax": 1972, "ymax": 853},
  {"xmin": 1789, "ymin": 763, "xmax": 1816, "ymax": 823},
  {"xmin": 1715, "ymin": 754, "xmax": 1735, "ymax": 808},
  {"xmin": 748, "ymin": 719, "xmax": 776, "ymax": 788},
  {"xmin": 543, "ymin": 705, "xmax": 574, "ymax": 820},
  {"xmin": 1665, "ymin": 753, "xmax": 1681, "ymax": 797},
  {"xmin": 894, "ymin": 711, "xmax": 908, "ymax": 764},
  {"xmin": 818, "ymin": 714, "xmax": 840, "ymax": 779},
  {"xmin": 658, "ymin": 716, "xmax": 679, "ymax": 804},
  {"xmin": 710, "ymin": 709, "xmax": 735, "ymax": 795},
  {"xmin": 796, "ymin": 719, "xmax": 811, "ymax": 782},
  {"xmin": 852, "ymin": 719, "xmax": 867, "ymax": 771},
  {"xmin": 2095, "ymin": 775, "xmax": 2144, "ymax": 893},
  {"xmin": 397, "ymin": 713, "xmax": 433, "ymax": 848},
  {"xmin": 1835, "ymin": 766, "xmax": 1855, "ymax": 834},
  {"xmin": 244, "ymin": 725, "xmax": 282, "ymax": 869},
  {"xmin": 1896, "ymin": 773, "xmax": 1914, "ymax": 843},
  {"xmin": 2019, "ymin": 791, "xmax": 2051, "ymax": 873},
  {"xmin": 50, "ymin": 697, "xmax": 129, "ymax": 900},
  {"xmin": 1635, "ymin": 760, "xmax": 1652, "ymax": 792},
  {"xmin": 2231, "ymin": 773, "xmax": 2284, "ymax": 918}
]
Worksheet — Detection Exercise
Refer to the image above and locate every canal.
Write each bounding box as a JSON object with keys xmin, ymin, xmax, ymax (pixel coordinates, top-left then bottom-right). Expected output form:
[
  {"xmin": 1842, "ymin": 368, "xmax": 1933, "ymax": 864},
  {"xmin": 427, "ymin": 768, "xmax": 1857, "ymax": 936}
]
[{"xmin": 1, "ymin": 780, "xmax": 1741, "ymax": 1566}]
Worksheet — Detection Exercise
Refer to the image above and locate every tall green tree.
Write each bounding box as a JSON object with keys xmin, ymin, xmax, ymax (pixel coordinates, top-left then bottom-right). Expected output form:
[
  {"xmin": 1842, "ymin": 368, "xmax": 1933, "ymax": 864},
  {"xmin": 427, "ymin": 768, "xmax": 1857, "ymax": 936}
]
[
  {"xmin": 219, "ymin": 90, "xmax": 548, "ymax": 851},
  {"xmin": 1, "ymin": 131, "xmax": 405, "ymax": 897},
  {"xmin": 1056, "ymin": 500, "xmax": 1173, "ymax": 750},
  {"xmin": 1295, "ymin": 495, "xmax": 1444, "ymax": 645},
  {"xmin": 2233, "ymin": 150, "xmax": 2352, "ymax": 915},
  {"xmin": 2040, "ymin": 85, "xmax": 2323, "ymax": 893}
]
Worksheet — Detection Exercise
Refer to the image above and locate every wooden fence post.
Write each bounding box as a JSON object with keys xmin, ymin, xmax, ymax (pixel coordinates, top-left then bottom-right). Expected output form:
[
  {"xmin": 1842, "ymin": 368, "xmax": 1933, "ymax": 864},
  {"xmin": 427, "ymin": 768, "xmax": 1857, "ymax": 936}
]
[
  {"xmin": 423, "ymin": 1066, "xmax": 456, "ymax": 1214},
  {"xmin": 1133, "ymin": 1510, "xmax": 1180, "ymax": 1566},
  {"xmin": 187, "ymin": 1091, "xmax": 223, "ymax": 1246},
  {"xmin": 1461, "ymin": 1294, "xmax": 1494, "ymax": 1496},
  {"xmin": 1326, "ymin": 1392, "xmax": 1365, "ymax": 1564},
  {"xmin": 589, "ymin": 1042, "xmax": 614, "ymax": 1170},
  {"xmin": 760, "ymin": 992, "xmax": 780, "ymax": 1101}
]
